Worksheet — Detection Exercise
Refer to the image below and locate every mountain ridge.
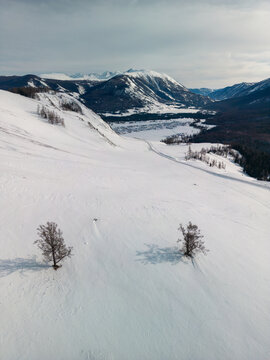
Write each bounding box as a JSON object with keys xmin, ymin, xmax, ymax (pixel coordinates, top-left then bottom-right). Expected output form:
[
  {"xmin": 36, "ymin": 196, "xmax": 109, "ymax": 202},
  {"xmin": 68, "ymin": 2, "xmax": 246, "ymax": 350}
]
[{"xmin": 0, "ymin": 71, "xmax": 212, "ymax": 115}]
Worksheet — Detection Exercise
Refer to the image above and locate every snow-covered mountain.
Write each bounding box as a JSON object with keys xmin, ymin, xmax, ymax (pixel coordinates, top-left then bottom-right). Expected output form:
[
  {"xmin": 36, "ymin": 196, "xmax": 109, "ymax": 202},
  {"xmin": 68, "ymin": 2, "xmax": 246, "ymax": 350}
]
[
  {"xmin": 209, "ymin": 82, "xmax": 255, "ymax": 100},
  {"xmin": 40, "ymin": 70, "xmax": 122, "ymax": 81},
  {"xmin": 190, "ymin": 83, "xmax": 255, "ymax": 100},
  {"xmin": 0, "ymin": 71, "xmax": 212, "ymax": 115},
  {"xmin": 0, "ymin": 89, "xmax": 270, "ymax": 360},
  {"xmin": 40, "ymin": 68, "xmax": 175, "ymax": 82},
  {"xmin": 0, "ymin": 74, "xmax": 51, "ymax": 90},
  {"xmin": 208, "ymin": 80, "xmax": 270, "ymax": 113},
  {"xmin": 235, "ymin": 77, "xmax": 270, "ymax": 97},
  {"xmin": 40, "ymin": 69, "xmax": 157, "ymax": 81},
  {"xmin": 191, "ymin": 77, "xmax": 270, "ymax": 102},
  {"xmin": 82, "ymin": 70, "xmax": 212, "ymax": 114},
  {"xmin": 39, "ymin": 73, "xmax": 78, "ymax": 81}
]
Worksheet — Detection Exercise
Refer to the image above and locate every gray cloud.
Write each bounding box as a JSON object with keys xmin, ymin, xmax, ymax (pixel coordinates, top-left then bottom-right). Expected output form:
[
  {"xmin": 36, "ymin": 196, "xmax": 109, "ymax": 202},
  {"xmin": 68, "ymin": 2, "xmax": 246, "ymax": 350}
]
[
  {"xmin": 3, "ymin": 0, "xmax": 269, "ymax": 6},
  {"xmin": 1, "ymin": 0, "xmax": 270, "ymax": 87}
]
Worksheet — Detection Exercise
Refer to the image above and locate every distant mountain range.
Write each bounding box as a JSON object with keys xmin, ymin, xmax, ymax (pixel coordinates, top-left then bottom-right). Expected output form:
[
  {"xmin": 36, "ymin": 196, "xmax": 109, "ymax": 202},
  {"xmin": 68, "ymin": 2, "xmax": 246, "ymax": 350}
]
[
  {"xmin": 1, "ymin": 70, "xmax": 270, "ymax": 118},
  {"xmin": 0, "ymin": 70, "xmax": 212, "ymax": 114},
  {"xmin": 39, "ymin": 70, "xmax": 122, "ymax": 81},
  {"xmin": 39, "ymin": 68, "xmax": 162, "ymax": 81},
  {"xmin": 190, "ymin": 83, "xmax": 255, "ymax": 100},
  {"xmin": 206, "ymin": 78, "xmax": 270, "ymax": 113},
  {"xmin": 189, "ymin": 78, "xmax": 270, "ymax": 101}
]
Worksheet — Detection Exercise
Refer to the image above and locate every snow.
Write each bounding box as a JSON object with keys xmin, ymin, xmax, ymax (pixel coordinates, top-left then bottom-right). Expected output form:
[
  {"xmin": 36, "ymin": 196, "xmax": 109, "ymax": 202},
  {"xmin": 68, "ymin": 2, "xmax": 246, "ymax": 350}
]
[
  {"xmin": 110, "ymin": 118, "xmax": 200, "ymax": 141},
  {"xmin": 123, "ymin": 69, "xmax": 185, "ymax": 87},
  {"xmin": 103, "ymin": 105, "xmax": 200, "ymax": 117},
  {"xmin": 0, "ymin": 90, "xmax": 270, "ymax": 360},
  {"xmin": 39, "ymin": 69, "xmax": 185, "ymax": 87},
  {"xmin": 77, "ymin": 84, "xmax": 86, "ymax": 95},
  {"xmin": 40, "ymin": 73, "xmax": 76, "ymax": 81},
  {"xmin": 27, "ymin": 81, "xmax": 36, "ymax": 88},
  {"xmin": 40, "ymin": 71, "xmax": 122, "ymax": 81}
]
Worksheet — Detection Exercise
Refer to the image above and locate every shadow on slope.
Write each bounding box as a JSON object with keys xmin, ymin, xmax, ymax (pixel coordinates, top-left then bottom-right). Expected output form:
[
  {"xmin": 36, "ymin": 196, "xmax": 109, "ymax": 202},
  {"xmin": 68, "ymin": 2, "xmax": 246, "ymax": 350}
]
[
  {"xmin": 0, "ymin": 256, "xmax": 49, "ymax": 277},
  {"xmin": 136, "ymin": 244, "xmax": 184, "ymax": 265}
]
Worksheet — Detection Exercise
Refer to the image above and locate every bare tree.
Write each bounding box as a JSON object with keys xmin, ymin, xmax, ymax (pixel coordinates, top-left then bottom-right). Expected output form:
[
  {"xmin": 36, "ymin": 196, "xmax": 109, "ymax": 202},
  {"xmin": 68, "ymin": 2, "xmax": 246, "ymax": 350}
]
[
  {"xmin": 35, "ymin": 222, "xmax": 73, "ymax": 269},
  {"xmin": 178, "ymin": 222, "xmax": 208, "ymax": 258},
  {"xmin": 37, "ymin": 105, "xmax": 65, "ymax": 126},
  {"xmin": 61, "ymin": 100, "xmax": 82, "ymax": 114}
]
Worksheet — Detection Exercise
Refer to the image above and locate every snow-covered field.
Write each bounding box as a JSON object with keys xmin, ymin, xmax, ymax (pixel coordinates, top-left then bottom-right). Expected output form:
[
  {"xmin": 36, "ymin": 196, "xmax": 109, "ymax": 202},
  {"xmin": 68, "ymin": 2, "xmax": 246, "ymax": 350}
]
[
  {"xmin": 110, "ymin": 118, "xmax": 200, "ymax": 141},
  {"xmin": 0, "ymin": 90, "xmax": 270, "ymax": 360},
  {"xmin": 102, "ymin": 105, "xmax": 199, "ymax": 117}
]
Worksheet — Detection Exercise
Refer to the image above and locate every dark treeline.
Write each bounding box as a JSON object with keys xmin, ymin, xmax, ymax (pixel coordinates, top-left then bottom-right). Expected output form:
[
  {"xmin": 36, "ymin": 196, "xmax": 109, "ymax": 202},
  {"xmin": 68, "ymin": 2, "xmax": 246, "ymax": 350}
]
[
  {"xmin": 61, "ymin": 100, "xmax": 83, "ymax": 114},
  {"xmin": 103, "ymin": 112, "xmax": 213, "ymax": 123},
  {"xmin": 232, "ymin": 144, "xmax": 270, "ymax": 181},
  {"xmin": 161, "ymin": 133, "xmax": 193, "ymax": 145},
  {"xmin": 192, "ymin": 110, "xmax": 270, "ymax": 181},
  {"xmin": 9, "ymin": 86, "xmax": 49, "ymax": 99},
  {"xmin": 37, "ymin": 105, "xmax": 65, "ymax": 127}
]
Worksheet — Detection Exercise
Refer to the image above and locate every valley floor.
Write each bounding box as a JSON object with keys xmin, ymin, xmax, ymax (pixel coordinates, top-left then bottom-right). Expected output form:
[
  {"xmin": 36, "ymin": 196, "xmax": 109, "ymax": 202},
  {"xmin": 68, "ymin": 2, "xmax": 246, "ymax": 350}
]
[{"xmin": 0, "ymin": 91, "xmax": 269, "ymax": 360}]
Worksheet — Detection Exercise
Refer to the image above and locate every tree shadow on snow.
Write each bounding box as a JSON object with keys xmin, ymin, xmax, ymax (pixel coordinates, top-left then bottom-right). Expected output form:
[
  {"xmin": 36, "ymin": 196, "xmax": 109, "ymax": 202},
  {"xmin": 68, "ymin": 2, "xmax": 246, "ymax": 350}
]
[
  {"xmin": 136, "ymin": 244, "xmax": 184, "ymax": 265},
  {"xmin": 0, "ymin": 256, "xmax": 49, "ymax": 277}
]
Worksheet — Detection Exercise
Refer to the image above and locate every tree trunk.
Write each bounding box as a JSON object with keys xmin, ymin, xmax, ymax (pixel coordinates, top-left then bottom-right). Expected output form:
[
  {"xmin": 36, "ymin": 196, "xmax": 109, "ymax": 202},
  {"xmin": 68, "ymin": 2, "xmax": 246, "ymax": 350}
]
[{"xmin": 52, "ymin": 249, "xmax": 58, "ymax": 269}]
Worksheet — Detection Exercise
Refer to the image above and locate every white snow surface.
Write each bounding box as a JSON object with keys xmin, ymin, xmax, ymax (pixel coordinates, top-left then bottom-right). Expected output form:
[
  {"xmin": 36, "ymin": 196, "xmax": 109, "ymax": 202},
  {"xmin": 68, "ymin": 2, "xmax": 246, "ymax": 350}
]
[
  {"xmin": 39, "ymin": 70, "xmax": 124, "ymax": 81},
  {"xmin": 123, "ymin": 69, "xmax": 184, "ymax": 87},
  {"xmin": 0, "ymin": 90, "xmax": 270, "ymax": 360},
  {"xmin": 103, "ymin": 105, "xmax": 199, "ymax": 117},
  {"xmin": 40, "ymin": 73, "xmax": 77, "ymax": 81},
  {"xmin": 110, "ymin": 118, "xmax": 200, "ymax": 141}
]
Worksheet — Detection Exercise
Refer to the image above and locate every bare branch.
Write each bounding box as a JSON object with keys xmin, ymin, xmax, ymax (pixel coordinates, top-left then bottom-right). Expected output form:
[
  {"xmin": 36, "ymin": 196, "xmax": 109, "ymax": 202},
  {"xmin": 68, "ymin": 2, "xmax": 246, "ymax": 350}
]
[
  {"xmin": 178, "ymin": 222, "xmax": 208, "ymax": 258},
  {"xmin": 35, "ymin": 222, "xmax": 73, "ymax": 269}
]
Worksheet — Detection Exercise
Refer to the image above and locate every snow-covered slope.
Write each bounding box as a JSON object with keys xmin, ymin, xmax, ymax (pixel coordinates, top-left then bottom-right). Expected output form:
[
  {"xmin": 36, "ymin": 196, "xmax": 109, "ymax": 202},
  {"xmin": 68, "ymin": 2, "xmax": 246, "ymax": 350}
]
[
  {"xmin": 0, "ymin": 90, "xmax": 270, "ymax": 360},
  {"xmin": 236, "ymin": 77, "xmax": 270, "ymax": 96},
  {"xmin": 123, "ymin": 69, "xmax": 184, "ymax": 86},
  {"xmin": 192, "ymin": 78, "xmax": 270, "ymax": 101},
  {"xmin": 209, "ymin": 82, "xmax": 255, "ymax": 100},
  {"xmin": 190, "ymin": 83, "xmax": 255, "ymax": 101}
]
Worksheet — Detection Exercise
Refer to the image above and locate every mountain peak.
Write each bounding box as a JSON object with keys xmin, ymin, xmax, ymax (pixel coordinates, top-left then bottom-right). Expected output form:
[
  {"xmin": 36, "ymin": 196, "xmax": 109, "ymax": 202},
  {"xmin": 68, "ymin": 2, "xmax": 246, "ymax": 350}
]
[{"xmin": 39, "ymin": 69, "xmax": 182, "ymax": 85}]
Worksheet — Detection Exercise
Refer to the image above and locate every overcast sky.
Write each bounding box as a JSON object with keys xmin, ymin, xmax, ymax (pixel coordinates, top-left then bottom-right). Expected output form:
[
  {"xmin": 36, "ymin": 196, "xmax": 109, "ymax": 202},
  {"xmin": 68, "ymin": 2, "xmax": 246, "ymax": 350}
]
[{"xmin": 1, "ymin": 0, "xmax": 270, "ymax": 88}]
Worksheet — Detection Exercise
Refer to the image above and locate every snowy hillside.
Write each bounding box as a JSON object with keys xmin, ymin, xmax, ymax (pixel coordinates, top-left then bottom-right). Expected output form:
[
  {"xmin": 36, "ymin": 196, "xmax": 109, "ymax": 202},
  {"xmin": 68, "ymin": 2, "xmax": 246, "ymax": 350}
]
[
  {"xmin": 123, "ymin": 69, "xmax": 184, "ymax": 86},
  {"xmin": 236, "ymin": 77, "xmax": 270, "ymax": 96},
  {"xmin": 0, "ymin": 90, "xmax": 270, "ymax": 360},
  {"xmin": 190, "ymin": 83, "xmax": 255, "ymax": 100},
  {"xmin": 209, "ymin": 82, "xmax": 255, "ymax": 100},
  {"xmin": 191, "ymin": 77, "xmax": 270, "ymax": 101}
]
